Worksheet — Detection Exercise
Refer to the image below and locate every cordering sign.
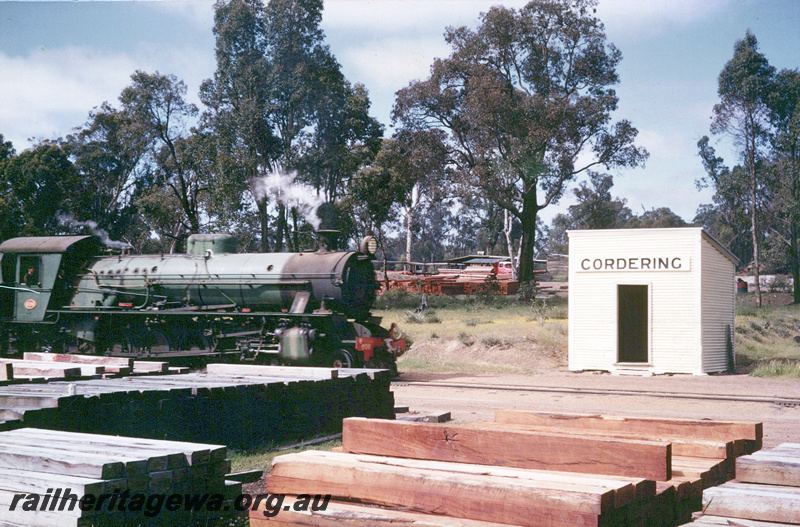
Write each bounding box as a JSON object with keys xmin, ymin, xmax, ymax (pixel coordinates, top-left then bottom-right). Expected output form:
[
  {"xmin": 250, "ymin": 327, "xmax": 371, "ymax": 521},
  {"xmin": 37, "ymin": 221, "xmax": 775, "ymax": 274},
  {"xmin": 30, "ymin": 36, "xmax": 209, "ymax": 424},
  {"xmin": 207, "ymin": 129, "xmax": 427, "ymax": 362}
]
[{"xmin": 578, "ymin": 256, "xmax": 690, "ymax": 272}]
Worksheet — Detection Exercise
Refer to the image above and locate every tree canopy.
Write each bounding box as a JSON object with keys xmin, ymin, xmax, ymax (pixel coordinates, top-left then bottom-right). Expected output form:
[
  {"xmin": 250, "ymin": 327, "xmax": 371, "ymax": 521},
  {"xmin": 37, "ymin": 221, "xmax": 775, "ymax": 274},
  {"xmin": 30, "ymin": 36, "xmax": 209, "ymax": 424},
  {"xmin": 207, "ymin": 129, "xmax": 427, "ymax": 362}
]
[
  {"xmin": 393, "ymin": 0, "xmax": 647, "ymax": 281},
  {"xmin": 23, "ymin": 0, "xmax": 800, "ymax": 288}
]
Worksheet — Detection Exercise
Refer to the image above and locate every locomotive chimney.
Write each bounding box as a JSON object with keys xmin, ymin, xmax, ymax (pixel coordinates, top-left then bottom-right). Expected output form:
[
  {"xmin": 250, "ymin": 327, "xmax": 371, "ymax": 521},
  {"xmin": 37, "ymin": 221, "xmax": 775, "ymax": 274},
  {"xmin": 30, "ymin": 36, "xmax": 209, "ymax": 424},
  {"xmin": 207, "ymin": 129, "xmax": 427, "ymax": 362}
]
[{"xmin": 316, "ymin": 230, "xmax": 340, "ymax": 253}]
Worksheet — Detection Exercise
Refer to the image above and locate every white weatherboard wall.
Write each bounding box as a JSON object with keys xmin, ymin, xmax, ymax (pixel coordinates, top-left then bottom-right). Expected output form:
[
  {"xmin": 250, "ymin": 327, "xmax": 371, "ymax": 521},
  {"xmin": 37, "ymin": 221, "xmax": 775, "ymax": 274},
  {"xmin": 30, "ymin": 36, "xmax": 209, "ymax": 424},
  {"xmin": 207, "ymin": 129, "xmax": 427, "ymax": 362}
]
[{"xmin": 568, "ymin": 228, "xmax": 737, "ymax": 375}]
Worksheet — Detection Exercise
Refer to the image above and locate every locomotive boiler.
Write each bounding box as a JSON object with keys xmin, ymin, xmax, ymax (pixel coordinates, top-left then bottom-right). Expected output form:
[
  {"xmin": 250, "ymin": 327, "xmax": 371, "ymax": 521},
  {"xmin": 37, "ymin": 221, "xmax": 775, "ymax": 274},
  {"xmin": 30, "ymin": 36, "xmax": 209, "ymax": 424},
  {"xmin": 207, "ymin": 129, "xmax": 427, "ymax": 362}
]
[{"xmin": 0, "ymin": 233, "xmax": 405, "ymax": 371}]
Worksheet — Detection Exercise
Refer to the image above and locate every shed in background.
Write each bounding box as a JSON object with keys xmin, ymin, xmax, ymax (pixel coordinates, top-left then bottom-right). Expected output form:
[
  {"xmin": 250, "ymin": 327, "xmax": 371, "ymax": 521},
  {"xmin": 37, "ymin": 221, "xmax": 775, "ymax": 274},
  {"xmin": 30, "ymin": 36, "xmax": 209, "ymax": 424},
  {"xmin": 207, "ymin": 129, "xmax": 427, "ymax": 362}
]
[{"xmin": 568, "ymin": 228, "xmax": 737, "ymax": 375}]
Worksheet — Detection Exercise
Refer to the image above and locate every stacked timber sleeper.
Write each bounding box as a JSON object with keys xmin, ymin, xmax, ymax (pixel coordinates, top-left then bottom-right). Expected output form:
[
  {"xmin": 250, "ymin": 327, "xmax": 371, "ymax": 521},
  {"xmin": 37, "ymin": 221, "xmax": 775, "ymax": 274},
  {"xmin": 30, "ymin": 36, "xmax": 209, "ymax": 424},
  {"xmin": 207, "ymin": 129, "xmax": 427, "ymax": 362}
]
[
  {"xmin": 687, "ymin": 443, "xmax": 800, "ymax": 526},
  {"xmin": 251, "ymin": 410, "xmax": 762, "ymax": 527},
  {"xmin": 0, "ymin": 361, "xmax": 394, "ymax": 447},
  {"xmin": 0, "ymin": 352, "xmax": 177, "ymax": 383},
  {"xmin": 0, "ymin": 427, "xmax": 237, "ymax": 527}
]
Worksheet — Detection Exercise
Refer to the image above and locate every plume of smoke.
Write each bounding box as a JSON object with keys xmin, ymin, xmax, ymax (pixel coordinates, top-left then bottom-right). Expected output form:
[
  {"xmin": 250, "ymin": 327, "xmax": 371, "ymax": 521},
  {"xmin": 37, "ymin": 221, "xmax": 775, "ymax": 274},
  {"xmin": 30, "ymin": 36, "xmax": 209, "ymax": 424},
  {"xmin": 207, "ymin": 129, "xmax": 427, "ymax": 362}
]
[
  {"xmin": 56, "ymin": 213, "xmax": 133, "ymax": 250},
  {"xmin": 251, "ymin": 171, "xmax": 324, "ymax": 230}
]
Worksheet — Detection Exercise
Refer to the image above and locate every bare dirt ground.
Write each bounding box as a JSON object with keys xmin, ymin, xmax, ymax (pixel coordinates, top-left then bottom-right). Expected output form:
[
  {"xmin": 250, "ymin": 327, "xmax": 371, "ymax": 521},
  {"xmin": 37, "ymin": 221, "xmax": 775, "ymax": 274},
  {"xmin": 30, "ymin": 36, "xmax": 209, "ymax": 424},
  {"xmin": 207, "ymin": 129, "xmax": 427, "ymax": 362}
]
[{"xmin": 392, "ymin": 370, "xmax": 800, "ymax": 448}]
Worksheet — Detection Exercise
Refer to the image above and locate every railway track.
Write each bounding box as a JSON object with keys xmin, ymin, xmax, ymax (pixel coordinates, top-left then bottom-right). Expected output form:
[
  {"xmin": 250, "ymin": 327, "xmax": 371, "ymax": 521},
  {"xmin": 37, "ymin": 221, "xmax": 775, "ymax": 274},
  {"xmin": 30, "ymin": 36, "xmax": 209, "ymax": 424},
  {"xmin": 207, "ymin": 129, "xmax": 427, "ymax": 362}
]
[{"xmin": 392, "ymin": 380, "xmax": 800, "ymax": 407}]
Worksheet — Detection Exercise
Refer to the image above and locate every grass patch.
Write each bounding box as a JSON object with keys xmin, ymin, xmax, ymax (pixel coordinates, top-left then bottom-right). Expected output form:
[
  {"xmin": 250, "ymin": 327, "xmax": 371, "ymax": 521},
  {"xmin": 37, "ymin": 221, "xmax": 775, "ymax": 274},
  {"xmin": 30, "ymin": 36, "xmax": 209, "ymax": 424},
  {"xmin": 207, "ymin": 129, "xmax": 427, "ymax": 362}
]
[
  {"xmin": 751, "ymin": 360, "xmax": 800, "ymax": 378},
  {"xmin": 463, "ymin": 317, "xmax": 493, "ymax": 326},
  {"xmin": 404, "ymin": 310, "xmax": 441, "ymax": 324},
  {"xmin": 374, "ymin": 294, "xmax": 569, "ymax": 374},
  {"xmin": 375, "ymin": 291, "xmax": 800, "ymax": 378},
  {"xmin": 228, "ymin": 438, "xmax": 342, "ymax": 475},
  {"xmin": 734, "ymin": 294, "xmax": 800, "ymax": 377}
]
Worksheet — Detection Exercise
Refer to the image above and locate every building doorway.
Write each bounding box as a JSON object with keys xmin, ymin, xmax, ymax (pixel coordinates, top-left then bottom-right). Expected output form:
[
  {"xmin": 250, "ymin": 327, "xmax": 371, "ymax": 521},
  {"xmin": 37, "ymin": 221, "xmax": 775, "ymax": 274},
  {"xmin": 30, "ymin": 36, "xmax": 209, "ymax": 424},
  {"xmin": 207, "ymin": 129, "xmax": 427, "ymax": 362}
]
[{"xmin": 617, "ymin": 284, "xmax": 649, "ymax": 363}]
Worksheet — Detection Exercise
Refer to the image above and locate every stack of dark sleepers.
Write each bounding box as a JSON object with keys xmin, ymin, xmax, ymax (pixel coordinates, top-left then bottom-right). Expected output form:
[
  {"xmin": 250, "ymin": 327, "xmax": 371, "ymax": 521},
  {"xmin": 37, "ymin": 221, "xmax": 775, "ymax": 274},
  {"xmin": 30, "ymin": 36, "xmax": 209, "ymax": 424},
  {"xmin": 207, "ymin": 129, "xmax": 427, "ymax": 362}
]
[
  {"xmin": 0, "ymin": 427, "xmax": 236, "ymax": 527},
  {"xmin": 687, "ymin": 443, "xmax": 800, "ymax": 526},
  {"xmin": 0, "ymin": 363, "xmax": 394, "ymax": 448},
  {"xmin": 251, "ymin": 410, "xmax": 762, "ymax": 527}
]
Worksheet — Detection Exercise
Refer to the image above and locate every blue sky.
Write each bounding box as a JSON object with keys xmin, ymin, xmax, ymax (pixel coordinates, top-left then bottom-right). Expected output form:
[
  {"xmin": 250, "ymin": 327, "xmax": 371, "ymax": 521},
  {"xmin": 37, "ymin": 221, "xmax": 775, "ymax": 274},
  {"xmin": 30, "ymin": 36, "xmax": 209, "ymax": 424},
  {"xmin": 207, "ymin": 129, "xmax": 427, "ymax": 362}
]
[{"xmin": 1, "ymin": 0, "xmax": 799, "ymax": 225}]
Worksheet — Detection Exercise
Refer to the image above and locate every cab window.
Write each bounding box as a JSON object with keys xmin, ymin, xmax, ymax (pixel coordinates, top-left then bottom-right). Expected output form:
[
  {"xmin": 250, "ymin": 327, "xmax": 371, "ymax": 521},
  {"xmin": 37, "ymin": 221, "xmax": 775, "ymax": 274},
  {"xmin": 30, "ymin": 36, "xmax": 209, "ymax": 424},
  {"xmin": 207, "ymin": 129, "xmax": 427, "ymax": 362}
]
[{"xmin": 19, "ymin": 256, "xmax": 40, "ymax": 287}]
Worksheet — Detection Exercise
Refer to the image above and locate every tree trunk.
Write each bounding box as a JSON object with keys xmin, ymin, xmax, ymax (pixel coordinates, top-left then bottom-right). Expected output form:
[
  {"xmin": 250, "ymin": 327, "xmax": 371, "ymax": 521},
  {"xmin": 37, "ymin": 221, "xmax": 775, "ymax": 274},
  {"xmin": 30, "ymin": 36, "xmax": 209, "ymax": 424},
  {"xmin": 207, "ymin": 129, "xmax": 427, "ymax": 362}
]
[
  {"xmin": 257, "ymin": 200, "xmax": 270, "ymax": 253},
  {"xmin": 748, "ymin": 139, "xmax": 762, "ymax": 307},
  {"xmin": 751, "ymin": 201, "xmax": 761, "ymax": 307},
  {"xmin": 288, "ymin": 208, "xmax": 298, "ymax": 252},
  {"xmin": 503, "ymin": 209, "xmax": 518, "ymax": 280},
  {"xmin": 377, "ymin": 228, "xmax": 390, "ymax": 292},
  {"xmin": 405, "ymin": 210, "xmax": 413, "ymax": 264},
  {"xmin": 405, "ymin": 184, "xmax": 418, "ymax": 264},
  {"xmin": 517, "ymin": 192, "xmax": 540, "ymax": 283},
  {"xmin": 792, "ymin": 181, "xmax": 800, "ymax": 305},
  {"xmin": 792, "ymin": 146, "xmax": 800, "ymax": 304},
  {"xmin": 792, "ymin": 233, "xmax": 800, "ymax": 304},
  {"xmin": 275, "ymin": 203, "xmax": 286, "ymax": 252}
]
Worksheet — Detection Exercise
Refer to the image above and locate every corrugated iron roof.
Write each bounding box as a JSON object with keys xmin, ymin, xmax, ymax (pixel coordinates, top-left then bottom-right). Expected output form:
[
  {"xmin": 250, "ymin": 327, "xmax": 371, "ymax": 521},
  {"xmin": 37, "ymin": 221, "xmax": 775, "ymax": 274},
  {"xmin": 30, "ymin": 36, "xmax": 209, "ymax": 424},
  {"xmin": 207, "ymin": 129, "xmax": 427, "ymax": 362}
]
[{"xmin": 0, "ymin": 235, "xmax": 98, "ymax": 253}]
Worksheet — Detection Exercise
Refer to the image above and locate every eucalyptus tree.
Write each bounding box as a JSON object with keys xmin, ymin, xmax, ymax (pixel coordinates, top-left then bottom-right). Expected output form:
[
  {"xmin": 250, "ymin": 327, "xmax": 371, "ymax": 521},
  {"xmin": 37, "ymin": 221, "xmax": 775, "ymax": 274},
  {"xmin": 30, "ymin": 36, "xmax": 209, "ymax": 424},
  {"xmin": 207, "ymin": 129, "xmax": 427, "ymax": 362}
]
[
  {"xmin": 299, "ymin": 81, "xmax": 383, "ymax": 203},
  {"xmin": 765, "ymin": 68, "xmax": 800, "ymax": 301},
  {"xmin": 203, "ymin": 0, "xmax": 382, "ymax": 251},
  {"xmin": 695, "ymin": 136, "xmax": 753, "ymax": 266},
  {"xmin": 544, "ymin": 172, "xmax": 632, "ymax": 254},
  {"xmin": 201, "ymin": 0, "xmax": 276, "ymax": 249},
  {"xmin": 389, "ymin": 130, "xmax": 450, "ymax": 264},
  {"xmin": 58, "ymin": 103, "xmax": 150, "ymax": 246},
  {"xmin": 0, "ymin": 135, "xmax": 15, "ymax": 241},
  {"xmin": 709, "ymin": 31, "xmax": 775, "ymax": 306},
  {"xmin": 393, "ymin": 0, "xmax": 647, "ymax": 282},
  {"xmin": 349, "ymin": 141, "xmax": 408, "ymax": 286},
  {"xmin": 0, "ymin": 143, "xmax": 79, "ymax": 237},
  {"xmin": 0, "ymin": 135, "xmax": 12, "ymax": 162},
  {"xmin": 119, "ymin": 71, "xmax": 205, "ymax": 246}
]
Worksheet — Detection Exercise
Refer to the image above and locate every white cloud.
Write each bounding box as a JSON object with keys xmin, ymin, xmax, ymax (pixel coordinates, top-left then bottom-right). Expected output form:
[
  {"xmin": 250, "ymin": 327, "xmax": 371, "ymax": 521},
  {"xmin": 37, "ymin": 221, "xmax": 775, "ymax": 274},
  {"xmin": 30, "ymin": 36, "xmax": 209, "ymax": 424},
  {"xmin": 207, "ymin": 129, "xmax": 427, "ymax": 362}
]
[
  {"xmin": 596, "ymin": 0, "xmax": 735, "ymax": 38},
  {"xmin": 635, "ymin": 129, "xmax": 701, "ymax": 160},
  {"xmin": 337, "ymin": 37, "xmax": 449, "ymax": 92},
  {"xmin": 323, "ymin": 0, "xmax": 528, "ymax": 36},
  {"xmin": 148, "ymin": 0, "xmax": 215, "ymax": 31},
  {"xmin": 0, "ymin": 40, "xmax": 214, "ymax": 149},
  {"xmin": 0, "ymin": 48, "xmax": 136, "ymax": 147}
]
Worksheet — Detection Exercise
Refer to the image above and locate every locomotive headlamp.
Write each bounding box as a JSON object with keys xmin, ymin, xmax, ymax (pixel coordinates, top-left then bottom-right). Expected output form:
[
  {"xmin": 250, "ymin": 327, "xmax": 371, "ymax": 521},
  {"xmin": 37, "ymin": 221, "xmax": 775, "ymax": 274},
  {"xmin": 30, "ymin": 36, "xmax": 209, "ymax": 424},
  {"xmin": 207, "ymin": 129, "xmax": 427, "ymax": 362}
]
[{"xmin": 360, "ymin": 236, "xmax": 378, "ymax": 256}]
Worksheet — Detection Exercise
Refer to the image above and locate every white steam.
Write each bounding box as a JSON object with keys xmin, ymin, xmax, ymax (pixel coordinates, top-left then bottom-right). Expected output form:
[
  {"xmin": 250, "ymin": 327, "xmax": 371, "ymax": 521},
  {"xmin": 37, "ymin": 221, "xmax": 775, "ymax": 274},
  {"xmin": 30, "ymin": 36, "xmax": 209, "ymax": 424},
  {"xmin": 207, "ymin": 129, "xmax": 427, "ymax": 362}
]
[
  {"xmin": 251, "ymin": 171, "xmax": 324, "ymax": 230},
  {"xmin": 56, "ymin": 213, "xmax": 133, "ymax": 250}
]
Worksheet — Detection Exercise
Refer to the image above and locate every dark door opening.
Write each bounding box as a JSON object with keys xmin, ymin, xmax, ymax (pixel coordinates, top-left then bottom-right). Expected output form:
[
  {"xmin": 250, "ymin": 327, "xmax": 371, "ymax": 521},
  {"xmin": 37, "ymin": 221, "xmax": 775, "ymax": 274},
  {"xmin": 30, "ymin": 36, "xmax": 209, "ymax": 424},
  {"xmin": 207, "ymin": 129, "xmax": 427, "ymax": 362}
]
[{"xmin": 618, "ymin": 284, "xmax": 648, "ymax": 363}]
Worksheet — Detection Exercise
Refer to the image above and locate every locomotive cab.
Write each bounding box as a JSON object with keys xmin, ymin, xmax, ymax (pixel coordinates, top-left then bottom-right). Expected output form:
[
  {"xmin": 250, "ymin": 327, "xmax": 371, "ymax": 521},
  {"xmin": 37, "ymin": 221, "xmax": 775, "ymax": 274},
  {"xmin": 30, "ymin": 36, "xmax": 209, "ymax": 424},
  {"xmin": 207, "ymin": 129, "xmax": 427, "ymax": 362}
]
[
  {"xmin": 0, "ymin": 254, "xmax": 12, "ymax": 320},
  {"xmin": 0, "ymin": 236, "xmax": 102, "ymax": 323}
]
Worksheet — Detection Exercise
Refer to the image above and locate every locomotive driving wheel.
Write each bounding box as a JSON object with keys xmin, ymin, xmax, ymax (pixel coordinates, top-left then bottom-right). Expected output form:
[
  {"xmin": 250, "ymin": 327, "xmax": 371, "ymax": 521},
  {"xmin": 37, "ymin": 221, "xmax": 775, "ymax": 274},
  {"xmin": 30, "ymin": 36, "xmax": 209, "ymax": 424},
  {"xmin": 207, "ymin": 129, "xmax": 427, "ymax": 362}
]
[
  {"xmin": 103, "ymin": 333, "xmax": 134, "ymax": 356},
  {"xmin": 330, "ymin": 349, "xmax": 355, "ymax": 369}
]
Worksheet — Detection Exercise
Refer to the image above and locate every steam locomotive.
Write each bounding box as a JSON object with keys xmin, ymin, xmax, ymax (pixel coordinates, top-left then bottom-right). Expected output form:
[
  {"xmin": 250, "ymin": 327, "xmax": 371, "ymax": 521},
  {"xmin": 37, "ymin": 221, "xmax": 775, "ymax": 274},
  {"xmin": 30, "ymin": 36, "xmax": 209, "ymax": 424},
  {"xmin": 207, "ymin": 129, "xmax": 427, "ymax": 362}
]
[{"xmin": 0, "ymin": 232, "xmax": 406, "ymax": 371}]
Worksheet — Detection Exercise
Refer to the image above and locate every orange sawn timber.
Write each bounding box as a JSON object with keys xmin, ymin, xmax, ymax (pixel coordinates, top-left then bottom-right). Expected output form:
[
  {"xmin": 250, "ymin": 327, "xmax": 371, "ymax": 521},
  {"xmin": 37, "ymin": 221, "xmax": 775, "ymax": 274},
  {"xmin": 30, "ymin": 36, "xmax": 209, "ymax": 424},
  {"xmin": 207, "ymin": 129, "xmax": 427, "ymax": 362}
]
[
  {"xmin": 250, "ymin": 495, "xmax": 516, "ymax": 527},
  {"xmin": 304, "ymin": 450, "xmax": 651, "ymax": 508},
  {"xmin": 465, "ymin": 421, "xmax": 735, "ymax": 459},
  {"xmin": 495, "ymin": 409, "xmax": 762, "ymax": 453},
  {"xmin": 341, "ymin": 417, "xmax": 671, "ymax": 480},
  {"xmin": 266, "ymin": 450, "xmax": 624, "ymax": 527}
]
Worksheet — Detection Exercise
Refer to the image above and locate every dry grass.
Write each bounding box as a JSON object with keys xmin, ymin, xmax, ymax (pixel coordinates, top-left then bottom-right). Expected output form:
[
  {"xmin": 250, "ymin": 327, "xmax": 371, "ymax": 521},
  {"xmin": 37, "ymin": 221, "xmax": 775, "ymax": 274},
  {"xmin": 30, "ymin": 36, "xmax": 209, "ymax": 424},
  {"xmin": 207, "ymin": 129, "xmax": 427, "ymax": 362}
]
[
  {"xmin": 374, "ymin": 295, "xmax": 569, "ymax": 375},
  {"xmin": 379, "ymin": 291, "xmax": 800, "ymax": 378},
  {"xmin": 734, "ymin": 293, "xmax": 800, "ymax": 376}
]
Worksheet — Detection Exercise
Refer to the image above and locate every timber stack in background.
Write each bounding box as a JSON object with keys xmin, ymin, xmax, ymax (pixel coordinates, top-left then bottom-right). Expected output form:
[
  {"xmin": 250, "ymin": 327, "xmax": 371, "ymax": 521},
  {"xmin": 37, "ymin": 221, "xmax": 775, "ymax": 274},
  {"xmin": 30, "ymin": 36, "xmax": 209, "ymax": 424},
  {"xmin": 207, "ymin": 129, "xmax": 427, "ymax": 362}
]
[
  {"xmin": 376, "ymin": 265, "xmax": 520, "ymax": 295},
  {"xmin": 0, "ymin": 356, "xmax": 394, "ymax": 448},
  {"xmin": 252, "ymin": 410, "xmax": 762, "ymax": 527},
  {"xmin": 0, "ymin": 352, "xmax": 181, "ymax": 382}
]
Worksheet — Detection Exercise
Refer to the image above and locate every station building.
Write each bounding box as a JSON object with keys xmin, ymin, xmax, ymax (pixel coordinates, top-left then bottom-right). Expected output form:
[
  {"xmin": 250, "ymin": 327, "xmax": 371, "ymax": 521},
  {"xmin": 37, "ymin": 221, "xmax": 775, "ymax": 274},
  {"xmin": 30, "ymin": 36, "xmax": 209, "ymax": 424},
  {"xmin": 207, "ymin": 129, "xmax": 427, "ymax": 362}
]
[{"xmin": 567, "ymin": 228, "xmax": 738, "ymax": 375}]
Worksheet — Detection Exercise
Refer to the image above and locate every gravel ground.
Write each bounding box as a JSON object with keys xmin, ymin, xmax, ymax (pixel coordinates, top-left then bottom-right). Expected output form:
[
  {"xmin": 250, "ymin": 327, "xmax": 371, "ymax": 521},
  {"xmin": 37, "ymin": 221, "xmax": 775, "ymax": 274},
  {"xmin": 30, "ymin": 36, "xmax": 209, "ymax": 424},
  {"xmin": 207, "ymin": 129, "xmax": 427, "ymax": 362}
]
[{"xmin": 391, "ymin": 371, "xmax": 800, "ymax": 448}]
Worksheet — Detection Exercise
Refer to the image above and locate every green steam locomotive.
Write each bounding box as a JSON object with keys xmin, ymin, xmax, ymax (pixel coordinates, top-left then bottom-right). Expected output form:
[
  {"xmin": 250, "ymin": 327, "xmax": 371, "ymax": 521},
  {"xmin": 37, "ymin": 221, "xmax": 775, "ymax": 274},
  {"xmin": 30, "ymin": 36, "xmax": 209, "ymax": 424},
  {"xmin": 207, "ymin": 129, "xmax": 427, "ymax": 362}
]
[{"xmin": 0, "ymin": 233, "xmax": 405, "ymax": 371}]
